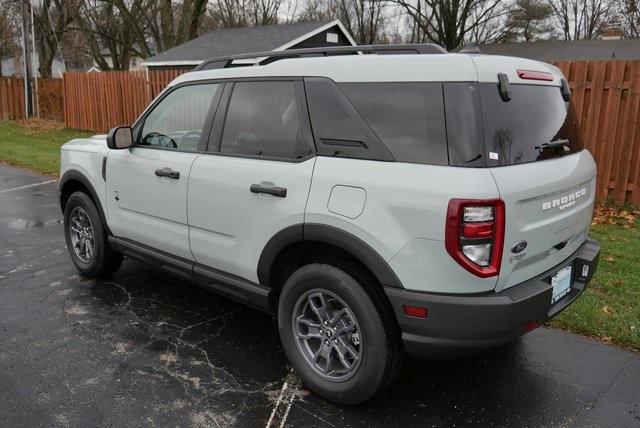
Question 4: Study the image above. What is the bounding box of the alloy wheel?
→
[292,289,363,382]
[69,207,95,263]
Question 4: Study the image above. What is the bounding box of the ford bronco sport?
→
[59,44,600,404]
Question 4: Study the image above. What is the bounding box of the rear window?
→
[479,83,583,167]
[340,82,448,165]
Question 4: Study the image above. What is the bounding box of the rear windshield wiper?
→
[535,139,570,150]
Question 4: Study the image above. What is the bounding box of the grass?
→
[550,216,640,352]
[0,120,638,352]
[0,120,92,175]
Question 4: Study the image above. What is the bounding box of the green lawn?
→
[0,120,638,352]
[550,218,640,352]
[0,120,92,175]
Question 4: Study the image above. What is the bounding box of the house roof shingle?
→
[479,39,640,62]
[144,20,343,65]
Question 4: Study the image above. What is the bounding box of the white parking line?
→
[0,180,56,194]
[266,382,288,428]
[266,381,297,428]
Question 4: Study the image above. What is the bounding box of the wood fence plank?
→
[597,61,626,199]
[613,62,640,202]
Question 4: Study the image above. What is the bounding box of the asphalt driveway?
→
[0,164,638,427]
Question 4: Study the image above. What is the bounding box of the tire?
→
[63,191,123,278]
[277,263,401,405]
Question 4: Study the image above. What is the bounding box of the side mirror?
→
[107,126,133,150]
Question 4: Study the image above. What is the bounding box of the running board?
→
[108,236,271,313]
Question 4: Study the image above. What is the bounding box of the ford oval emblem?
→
[511,241,528,254]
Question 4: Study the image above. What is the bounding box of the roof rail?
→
[192,44,447,71]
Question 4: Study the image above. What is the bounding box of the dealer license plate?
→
[551,266,572,304]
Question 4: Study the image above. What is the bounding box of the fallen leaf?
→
[592,204,639,227]
[602,305,611,315]
[605,256,615,262]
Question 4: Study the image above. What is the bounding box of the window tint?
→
[220,81,310,159]
[305,79,371,148]
[140,84,221,152]
[304,78,393,161]
[340,82,448,165]
[443,83,484,167]
[479,83,583,166]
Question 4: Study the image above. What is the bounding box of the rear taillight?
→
[445,199,505,278]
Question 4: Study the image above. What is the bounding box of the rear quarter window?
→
[339,82,448,166]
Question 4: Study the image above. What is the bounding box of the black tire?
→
[63,191,123,278]
[277,263,401,405]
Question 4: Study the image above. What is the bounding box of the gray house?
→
[479,39,640,62]
[1,51,66,78]
[143,20,356,71]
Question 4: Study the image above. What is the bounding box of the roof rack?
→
[192,44,447,71]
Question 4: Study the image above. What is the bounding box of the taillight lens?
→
[445,199,505,278]
[517,69,554,81]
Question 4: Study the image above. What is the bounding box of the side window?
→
[140,84,221,152]
[220,81,310,159]
[340,82,448,165]
[304,77,393,161]
[443,83,484,167]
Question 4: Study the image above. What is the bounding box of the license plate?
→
[551,266,572,304]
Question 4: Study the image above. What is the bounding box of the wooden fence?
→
[0,77,64,121]
[555,61,640,205]
[0,78,25,120]
[63,69,186,132]
[2,61,640,204]
[37,79,64,121]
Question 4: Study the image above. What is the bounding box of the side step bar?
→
[108,236,271,313]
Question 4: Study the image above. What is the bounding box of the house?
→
[143,20,356,71]
[479,39,640,62]
[91,44,157,72]
[1,51,65,78]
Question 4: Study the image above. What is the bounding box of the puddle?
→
[7,218,62,229]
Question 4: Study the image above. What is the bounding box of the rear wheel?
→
[64,191,123,278]
[277,263,400,405]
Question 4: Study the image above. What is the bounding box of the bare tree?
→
[33,0,81,78]
[547,0,613,40]
[615,0,639,38]
[298,0,388,44]
[0,1,21,76]
[502,0,554,41]
[209,0,283,28]
[336,0,387,44]
[142,0,209,51]
[392,0,505,50]
[75,0,139,70]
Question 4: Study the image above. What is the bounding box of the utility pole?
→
[21,0,34,118]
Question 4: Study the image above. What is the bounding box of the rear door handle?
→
[250,184,287,198]
[155,168,180,180]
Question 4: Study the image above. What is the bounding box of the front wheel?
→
[63,191,123,278]
[277,263,401,405]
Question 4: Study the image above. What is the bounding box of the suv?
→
[59,44,600,404]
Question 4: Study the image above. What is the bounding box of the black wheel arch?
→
[59,170,111,235]
[258,223,404,291]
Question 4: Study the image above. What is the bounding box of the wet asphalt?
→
[0,163,638,427]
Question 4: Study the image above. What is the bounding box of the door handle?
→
[155,168,180,180]
[250,184,287,198]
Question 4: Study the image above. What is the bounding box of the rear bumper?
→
[385,238,600,359]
